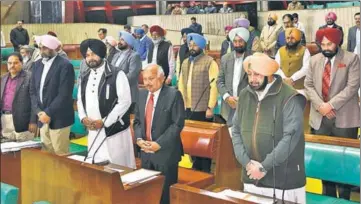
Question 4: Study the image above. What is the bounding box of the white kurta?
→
[77,64,136,168]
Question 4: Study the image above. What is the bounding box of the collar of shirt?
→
[147,87,162,107]
[256,79,277,101]
[42,55,57,65]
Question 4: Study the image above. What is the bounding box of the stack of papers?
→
[121,168,161,185]
[1,141,42,153]
[219,189,274,204]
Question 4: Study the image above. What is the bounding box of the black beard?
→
[322,48,338,58]
[118,44,128,50]
[86,60,103,69]
[249,76,268,91]
[234,47,246,54]
[267,21,275,26]
[226,36,230,41]
[189,49,201,57]
[286,42,299,50]
[326,21,334,26]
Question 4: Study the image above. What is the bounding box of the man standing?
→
[10,20,29,52]
[319,12,344,46]
[204,1,217,14]
[30,35,75,155]
[112,31,142,113]
[292,13,305,33]
[275,14,306,52]
[19,45,34,72]
[142,24,150,36]
[233,18,261,53]
[1,53,36,141]
[98,28,107,43]
[219,2,233,13]
[31,35,42,62]
[147,25,174,84]
[176,28,194,79]
[78,39,135,168]
[178,33,219,172]
[189,17,203,35]
[217,27,251,126]
[305,28,360,200]
[347,12,360,55]
[104,36,118,64]
[220,25,234,57]
[134,28,153,65]
[275,28,310,96]
[260,13,282,57]
[187,1,200,14]
[232,53,306,203]
[133,64,185,204]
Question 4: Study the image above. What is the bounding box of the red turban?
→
[316,28,342,45]
[150,25,165,36]
[325,12,337,21]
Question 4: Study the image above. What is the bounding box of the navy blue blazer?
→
[30,55,75,129]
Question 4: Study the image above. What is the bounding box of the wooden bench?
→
[131,120,241,189]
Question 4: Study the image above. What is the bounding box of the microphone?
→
[271,106,277,204]
[91,123,117,165]
[188,78,215,120]
[83,98,118,162]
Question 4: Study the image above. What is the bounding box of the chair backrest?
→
[0,48,15,61]
[305,142,360,186]
[0,182,19,204]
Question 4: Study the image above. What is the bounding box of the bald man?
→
[133,64,185,204]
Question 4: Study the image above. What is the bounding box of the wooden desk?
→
[21,149,164,204]
[1,151,21,188]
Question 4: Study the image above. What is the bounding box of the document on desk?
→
[220,189,273,204]
[1,141,41,153]
[121,168,161,185]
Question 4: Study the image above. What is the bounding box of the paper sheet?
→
[220,189,274,204]
[1,141,41,152]
[104,166,124,173]
[121,168,161,185]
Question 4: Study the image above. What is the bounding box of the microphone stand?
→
[272,106,277,204]
[188,78,215,120]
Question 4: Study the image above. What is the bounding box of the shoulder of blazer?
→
[221,52,233,61]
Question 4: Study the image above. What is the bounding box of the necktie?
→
[322,60,331,101]
[145,93,154,141]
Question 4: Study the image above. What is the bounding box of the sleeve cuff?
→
[261,160,272,171]
[223,93,231,101]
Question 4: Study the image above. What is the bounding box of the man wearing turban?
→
[77,38,136,168]
[147,25,174,84]
[305,28,360,200]
[220,25,234,57]
[275,14,306,52]
[234,17,262,53]
[134,28,152,63]
[176,28,194,79]
[260,12,282,57]
[178,33,219,173]
[111,31,142,113]
[30,35,75,155]
[31,35,42,61]
[217,27,251,128]
[274,28,311,96]
[232,52,306,203]
[104,35,117,64]
[319,12,344,46]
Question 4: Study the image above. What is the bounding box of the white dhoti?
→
[244,183,306,204]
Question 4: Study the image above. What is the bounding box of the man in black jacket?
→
[30,35,74,155]
[1,53,36,141]
[10,21,29,52]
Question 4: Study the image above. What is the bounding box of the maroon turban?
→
[316,28,342,45]
[150,25,165,36]
[224,25,233,32]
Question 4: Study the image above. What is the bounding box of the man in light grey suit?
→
[217,27,251,126]
[347,12,360,54]
[112,31,142,113]
[305,28,360,200]
[19,45,34,72]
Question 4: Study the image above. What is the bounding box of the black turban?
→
[80,39,106,59]
[181,28,194,36]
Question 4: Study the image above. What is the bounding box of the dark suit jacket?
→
[319,24,344,46]
[0,70,36,132]
[111,49,142,104]
[220,39,234,57]
[133,86,185,166]
[30,55,75,129]
[347,26,358,52]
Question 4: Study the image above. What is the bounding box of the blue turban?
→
[135,28,145,35]
[181,28,194,36]
[119,31,135,48]
[187,33,206,49]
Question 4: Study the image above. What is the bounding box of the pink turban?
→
[233,18,250,29]
[105,36,117,47]
[39,35,61,50]
[325,12,337,21]
[224,25,233,32]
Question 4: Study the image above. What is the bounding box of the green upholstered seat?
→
[72,84,78,100]
[1,182,19,204]
[69,142,87,155]
[306,4,324,9]
[1,48,15,61]
[70,111,87,136]
[71,60,82,68]
[306,193,358,204]
[74,69,80,80]
[326,2,354,8]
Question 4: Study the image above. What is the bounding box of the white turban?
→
[228,27,250,42]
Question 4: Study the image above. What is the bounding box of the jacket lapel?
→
[14,71,25,97]
[228,53,235,93]
[151,86,166,130]
[43,56,59,87]
[0,74,9,100]
[330,50,343,85]
[316,55,325,94]
[140,89,148,130]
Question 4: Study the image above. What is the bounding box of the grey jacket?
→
[217,51,251,126]
[111,49,142,104]
[23,59,34,72]
[347,26,358,52]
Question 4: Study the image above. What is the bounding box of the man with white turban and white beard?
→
[77,38,136,168]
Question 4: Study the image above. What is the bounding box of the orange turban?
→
[285,28,301,42]
[268,13,278,21]
[243,52,279,76]
[150,25,165,36]
[316,28,342,45]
